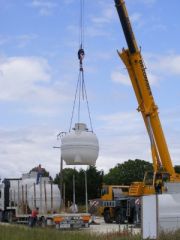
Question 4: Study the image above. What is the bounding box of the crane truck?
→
[99,0,180,224]
[114,0,180,196]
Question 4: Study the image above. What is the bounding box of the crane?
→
[114,0,180,196]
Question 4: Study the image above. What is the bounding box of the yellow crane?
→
[114,0,180,196]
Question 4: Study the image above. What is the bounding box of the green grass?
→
[0,225,140,240]
[158,229,180,240]
[1,224,180,240]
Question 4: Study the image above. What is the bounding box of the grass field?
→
[0,225,140,240]
[1,225,180,240]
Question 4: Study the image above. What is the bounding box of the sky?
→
[0,0,180,179]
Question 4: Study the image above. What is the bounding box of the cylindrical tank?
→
[8,172,61,214]
[9,173,38,205]
[158,194,180,218]
[158,193,180,231]
[61,123,99,165]
[28,183,61,213]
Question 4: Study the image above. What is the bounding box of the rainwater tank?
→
[61,123,99,165]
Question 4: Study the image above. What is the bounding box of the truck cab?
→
[99,185,138,224]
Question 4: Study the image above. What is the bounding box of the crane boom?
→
[114,0,180,181]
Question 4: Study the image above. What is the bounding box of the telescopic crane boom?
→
[114,0,180,194]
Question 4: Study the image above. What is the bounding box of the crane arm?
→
[114,0,178,178]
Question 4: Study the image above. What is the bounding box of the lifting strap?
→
[69,0,93,132]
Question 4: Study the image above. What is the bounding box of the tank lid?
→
[74,123,88,131]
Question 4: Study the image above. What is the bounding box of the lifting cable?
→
[69,0,93,132]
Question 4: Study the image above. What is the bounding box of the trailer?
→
[0,172,90,229]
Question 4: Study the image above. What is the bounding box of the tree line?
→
[53,159,153,204]
[31,160,180,205]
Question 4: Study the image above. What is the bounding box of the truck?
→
[99,0,180,224]
[0,171,90,229]
[99,185,140,224]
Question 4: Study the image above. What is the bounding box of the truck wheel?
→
[104,210,112,223]
[7,211,13,223]
[0,211,3,222]
[39,216,46,227]
[115,210,124,224]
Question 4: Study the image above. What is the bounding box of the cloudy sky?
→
[0,0,180,179]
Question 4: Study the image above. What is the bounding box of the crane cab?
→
[128,171,170,196]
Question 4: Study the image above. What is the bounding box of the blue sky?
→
[0,0,180,179]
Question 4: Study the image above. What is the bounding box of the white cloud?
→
[130,13,141,24]
[143,53,180,85]
[0,34,37,48]
[111,71,131,86]
[86,2,116,38]
[16,34,38,48]
[0,107,179,179]
[31,0,57,16]
[0,56,73,118]
[86,26,110,38]
[151,24,167,32]
[111,52,180,88]
[150,54,180,76]
[95,107,180,172]
[146,72,159,85]
[91,7,115,25]
[96,111,152,171]
[111,68,159,86]
[0,126,61,179]
[0,56,50,100]
[0,36,10,45]
[134,0,157,5]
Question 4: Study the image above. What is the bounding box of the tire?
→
[7,211,13,223]
[39,216,46,228]
[0,211,3,222]
[115,210,124,224]
[104,209,112,223]
[28,217,32,227]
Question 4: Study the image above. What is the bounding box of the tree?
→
[86,166,104,200]
[104,159,153,185]
[174,165,180,174]
[54,168,78,204]
[54,166,104,205]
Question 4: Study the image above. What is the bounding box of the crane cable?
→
[69,0,93,132]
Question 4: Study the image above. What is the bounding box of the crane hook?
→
[78,48,85,69]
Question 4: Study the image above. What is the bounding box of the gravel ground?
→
[84,217,141,235]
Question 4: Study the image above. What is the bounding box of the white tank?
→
[158,193,180,231]
[28,183,61,213]
[8,172,61,214]
[9,173,37,205]
[61,123,99,165]
[158,193,180,218]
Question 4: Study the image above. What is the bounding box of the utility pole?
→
[73,174,76,213]
[85,171,88,213]
[53,146,63,208]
